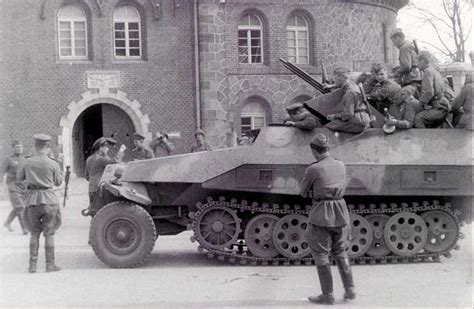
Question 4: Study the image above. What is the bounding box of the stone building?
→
[1,0,408,176]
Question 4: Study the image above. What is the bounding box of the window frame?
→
[113,5,142,59]
[57,5,88,60]
[286,15,309,64]
[237,14,264,64]
[240,101,267,133]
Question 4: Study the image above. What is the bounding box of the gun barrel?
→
[280,58,330,94]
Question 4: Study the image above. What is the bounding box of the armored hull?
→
[85,125,472,268]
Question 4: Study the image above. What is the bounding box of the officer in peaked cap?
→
[300,133,355,305]
[17,134,63,273]
[130,133,154,161]
[191,129,213,153]
[85,136,125,210]
[284,103,320,130]
[2,139,27,234]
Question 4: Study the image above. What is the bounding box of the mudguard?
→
[103,182,152,206]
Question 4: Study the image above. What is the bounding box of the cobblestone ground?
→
[0,178,472,308]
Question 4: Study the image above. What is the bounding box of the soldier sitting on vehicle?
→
[384,86,421,130]
[451,72,473,130]
[414,51,450,128]
[325,67,371,134]
[149,132,175,158]
[284,102,320,130]
[367,63,401,113]
[130,133,154,161]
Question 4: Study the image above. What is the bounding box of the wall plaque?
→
[87,71,121,89]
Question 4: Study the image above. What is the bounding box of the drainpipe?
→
[193,0,201,129]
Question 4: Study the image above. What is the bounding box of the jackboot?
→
[28,233,40,273]
[335,256,356,300]
[45,235,61,272]
[308,264,335,305]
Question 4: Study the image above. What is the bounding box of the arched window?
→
[113,5,141,58]
[238,13,263,64]
[58,5,88,58]
[241,101,266,133]
[287,14,309,64]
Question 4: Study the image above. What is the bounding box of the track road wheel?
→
[244,214,280,258]
[366,214,391,257]
[384,212,428,257]
[90,202,157,268]
[421,210,459,253]
[195,206,241,250]
[348,213,373,258]
[272,214,310,259]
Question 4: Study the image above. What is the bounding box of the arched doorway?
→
[72,103,135,177]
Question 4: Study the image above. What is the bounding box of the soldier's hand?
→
[285,121,295,126]
[385,119,398,126]
[423,105,433,110]
[326,114,336,121]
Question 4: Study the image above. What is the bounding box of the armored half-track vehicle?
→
[84,122,472,268]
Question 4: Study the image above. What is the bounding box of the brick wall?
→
[199,0,402,146]
[1,0,197,161]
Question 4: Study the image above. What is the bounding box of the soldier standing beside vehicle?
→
[414,51,450,128]
[190,129,213,152]
[325,67,371,133]
[17,134,62,273]
[300,134,355,305]
[390,28,422,87]
[2,140,28,234]
[149,132,175,158]
[130,133,154,161]
[85,137,125,205]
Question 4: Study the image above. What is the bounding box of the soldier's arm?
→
[16,162,26,182]
[294,115,318,130]
[1,158,9,182]
[300,166,316,198]
[53,162,63,187]
[395,103,417,129]
[397,46,413,75]
[450,85,468,112]
[418,70,435,105]
[336,92,356,121]
[163,140,174,155]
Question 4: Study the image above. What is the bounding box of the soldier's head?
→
[390,28,405,48]
[310,134,330,160]
[371,63,388,82]
[286,103,307,121]
[194,129,206,144]
[11,140,23,155]
[333,67,350,88]
[33,134,51,153]
[395,86,416,105]
[132,133,145,148]
[92,137,117,155]
[417,50,432,70]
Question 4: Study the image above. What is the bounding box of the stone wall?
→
[198,0,403,147]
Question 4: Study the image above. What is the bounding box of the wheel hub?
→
[212,221,224,233]
[116,230,127,240]
[401,229,410,239]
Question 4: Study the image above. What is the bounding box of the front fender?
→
[103,182,152,206]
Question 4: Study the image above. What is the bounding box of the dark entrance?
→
[72,104,135,177]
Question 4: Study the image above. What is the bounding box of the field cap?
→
[285,102,304,112]
[132,133,145,140]
[92,137,117,151]
[333,67,350,78]
[310,133,330,149]
[390,28,405,39]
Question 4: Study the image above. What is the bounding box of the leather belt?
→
[27,184,51,190]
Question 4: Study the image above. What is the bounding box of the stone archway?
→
[58,89,150,175]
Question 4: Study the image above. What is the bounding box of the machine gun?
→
[413,39,419,55]
[63,165,71,207]
[279,58,331,94]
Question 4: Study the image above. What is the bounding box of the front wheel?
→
[90,201,157,268]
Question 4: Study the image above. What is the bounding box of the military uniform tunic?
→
[149,139,174,158]
[325,81,371,133]
[17,153,63,235]
[2,154,25,208]
[388,96,421,129]
[369,79,401,112]
[414,65,449,128]
[394,41,421,86]
[451,80,473,130]
[190,142,213,153]
[130,147,154,161]
[85,152,118,202]
[300,153,350,265]
[285,114,320,130]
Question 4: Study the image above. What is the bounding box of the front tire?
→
[90,201,157,268]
